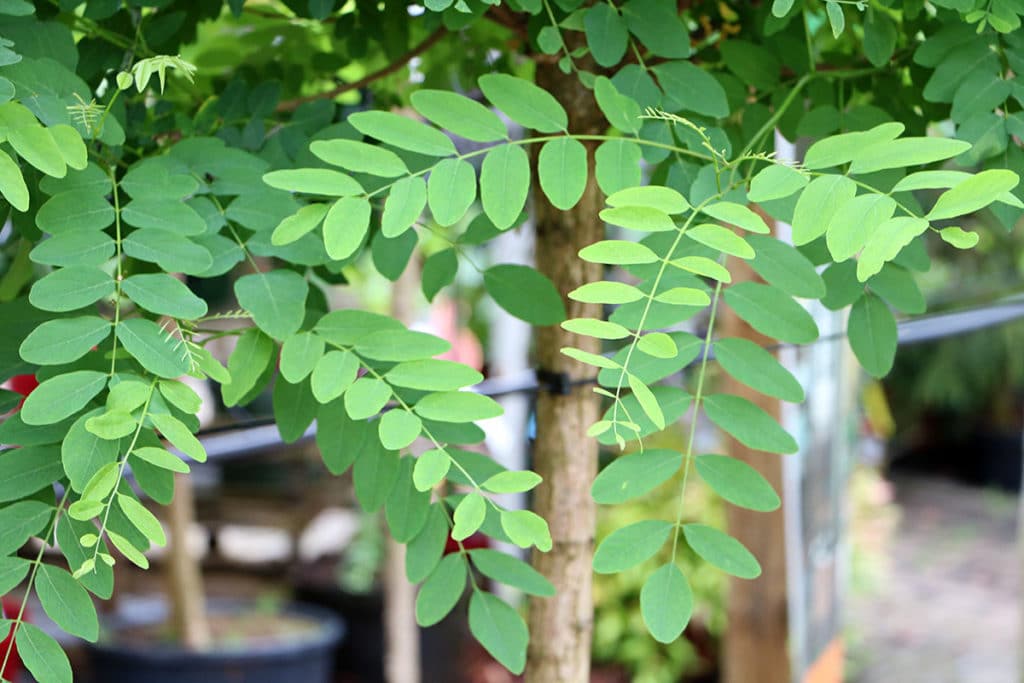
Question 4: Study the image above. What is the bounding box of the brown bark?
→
[525,59,607,683]
[720,256,791,683]
[166,473,212,651]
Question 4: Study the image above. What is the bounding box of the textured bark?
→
[525,58,606,683]
[720,256,791,683]
[166,473,211,651]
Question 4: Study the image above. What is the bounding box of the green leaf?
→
[16,622,73,683]
[683,523,761,578]
[273,377,317,443]
[406,504,449,583]
[569,281,644,305]
[0,556,30,596]
[19,316,111,366]
[316,399,366,475]
[349,110,457,157]
[746,235,825,299]
[311,349,359,403]
[538,137,587,210]
[482,470,542,494]
[686,224,754,259]
[804,123,904,170]
[122,230,213,276]
[652,61,729,118]
[416,554,467,627]
[939,226,979,249]
[107,530,149,569]
[637,332,678,359]
[428,158,477,226]
[600,205,676,232]
[323,196,371,260]
[30,231,115,268]
[468,591,529,675]
[344,377,391,420]
[379,409,422,450]
[695,454,781,511]
[372,229,417,281]
[452,491,487,541]
[561,347,621,370]
[483,264,566,325]
[595,139,642,195]
[262,168,364,196]
[131,446,189,474]
[620,0,691,59]
[222,328,274,407]
[670,256,731,283]
[593,76,642,134]
[0,445,62,502]
[316,309,403,345]
[382,176,427,237]
[85,411,135,440]
[500,509,552,551]
[355,329,450,362]
[825,0,845,38]
[480,144,530,231]
[116,318,190,379]
[724,282,818,344]
[479,74,567,133]
[640,563,693,644]
[9,124,66,178]
[714,337,804,402]
[385,456,431,542]
[158,380,202,414]
[927,169,1020,220]
[122,274,207,320]
[748,164,808,203]
[0,148,28,211]
[0,501,52,555]
[591,448,682,504]
[703,393,798,454]
[607,186,690,214]
[791,175,857,246]
[271,203,328,246]
[234,270,308,341]
[415,391,502,423]
[36,563,99,640]
[850,137,971,175]
[21,370,107,425]
[847,293,897,378]
[421,248,458,302]
[857,217,930,282]
[593,519,673,574]
[413,447,451,491]
[826,193,898,262]
[470,548,554,596]
[121,199,206,236]
[150,412,207,462]
[78,462,119,505]
[584,4,629,66]
[35,190,114,235]
[863,8,897,67]
[385,359,482,391]
[561,318,631,340]
[29,266,114,312]
[310,139,408,177]
[410,89,507,143]
[868,263,925,314]
[719,39,779,91]
[280,332,325,384]
[703,202,770,234]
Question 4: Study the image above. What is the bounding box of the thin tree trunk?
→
[166,473,212,651]
[384,260,422,683]
[720,256,791,683]
[525,57,606,683]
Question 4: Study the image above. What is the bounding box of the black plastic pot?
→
[85,600,343,683]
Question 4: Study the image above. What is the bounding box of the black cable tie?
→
[536,368,573,395]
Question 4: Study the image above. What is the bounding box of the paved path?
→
[848,475,1019,683]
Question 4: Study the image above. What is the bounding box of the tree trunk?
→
[720,256,791,683]
[525,58,606,683]
[166,473,211,651]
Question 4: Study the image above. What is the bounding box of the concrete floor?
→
[848,474,1019,683]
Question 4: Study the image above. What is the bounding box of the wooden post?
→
[166,473,212,651]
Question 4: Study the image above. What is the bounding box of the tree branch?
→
[275,27,448,112]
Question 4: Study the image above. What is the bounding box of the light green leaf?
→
[683,523,761,578]
[847,293,897,378]
[640,563,693,644]
[561,347,621,370]
[280,332,325,384]
[591,449,682,504]
[654,287,711,306]
[382,176,427,237]
[480,144,530,231]
[348,110,456,157]
[263,168,364,196]
[116,318,190,378]
[414,391,502,423]
[9,124,66,178]
[670,256,731,283]
[560,318,631,340]
[593,519,673,573]
[826,194,897,262]
[131,446,189,474]
[569,281,644,304]
[385,359,483,391]
[20,316,111,366]
[85,411,135,440]
[468,591,529,675]
[410,89,507,142]
[122,273,208,319]
[629,374,665,430]
[150,412,207,462]
[354,329,450,362]
[703,393,798,454]
[344,377,391,420]
[939,226,979,249]
[79,462,119,504]
[116,493,166,546]
[791,175,857,245]
[17,622,73,683]
[158,380,202,414]
[310,139,407,177]
[0,147,28,211]
[483,264,566,325]
[479,73,567,132]
[600,205,676,232]
[413,448,451,491]
[500,508,552,551]
[825,1,845,38]
[849,137,971,174]
[637,332,678,359]
[107,530,149,569]
[857,217,930,281]
[482,470,542,494]
[234,270,308,341]
[416,554,467,627]
[379,409,422,450]
[747,163,807,202]
[121,199,206,236]
[685,224,754,259]
[695,454,781,511]
[452,492,487,541]
[0,445,62,502]
[21,370,107,426]
[607,186,690,214]
[271,203,328,246]
[724,282,818,344]
[323,196,371,260]
[311,349,359,403]
[428,158,477,226]
[29,266,114,312]
[703,201,770,234]
[927,169,1020,220]
[714,337,803,402]
[803,122,904,170]
[538,137,587,211]
[746,235,825,299]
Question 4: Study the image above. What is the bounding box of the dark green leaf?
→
[36,563,99,641]
[21,370,107,425]
[483,264,565,325]
[273,377,317,443]
[16,622,72,683]
[29,266,114,312]
[591,449,681,504]
[847,293,897,377]
[468,591,528,675]
[683,523,761,578]
[640,563,692,643]
[746,235,825,299]
[695,454,780,511]
[0,445,62,502]
[593,519,673,574]
[714,337,804,402]
[702,393,798,454]
[725,282,818,344]
[234,270,309,341]
[416,554,466,627]
[19,316,111,366]
[116,318,190,379]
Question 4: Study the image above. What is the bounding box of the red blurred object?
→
[7,374,38,412]
[1,599,23,681]
[444,531,489,555]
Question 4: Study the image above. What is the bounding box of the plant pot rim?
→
[87,598,344,663]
